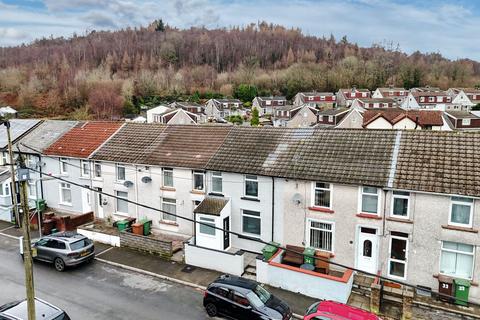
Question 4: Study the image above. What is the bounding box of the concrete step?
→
[245,265,257,274]
[242,273,256,281]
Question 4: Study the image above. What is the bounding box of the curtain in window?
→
[393,198,408,216]
[451,203,471,224]
[362,194,378,213]
[242,211,260,235]
[162,199,176,221]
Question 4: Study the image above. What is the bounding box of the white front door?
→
[82,186,92,213]
[356,227,379,274]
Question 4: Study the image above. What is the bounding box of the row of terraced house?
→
[0,119,479,306]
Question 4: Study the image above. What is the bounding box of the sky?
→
[0,0,479,61]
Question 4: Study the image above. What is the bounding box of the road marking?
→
[0,232,20,240]
[95,246,114,257]
[0,226,15,232]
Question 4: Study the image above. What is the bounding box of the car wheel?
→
[205,303,218,317]
[54,258,65,272]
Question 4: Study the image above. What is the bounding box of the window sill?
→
[241,196,260,202]
[160,187,176,192]
[356,213,382,220]
[209,192,224,197]
[59,202,73,207]
[114,212,129,217]
[441,225,478,233]
[386,217,413,224]
[79,176,90,180]
[308,207,334,214]
[238,233,261,241]
[190,190,205,195]
[159,220,179,227]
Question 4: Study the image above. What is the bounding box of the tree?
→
[154,19,165,32]
[234,84,257,103]
[472,103,480,111]
[228,115,243,125]
[87,82,124,119]
[250,107,259,126]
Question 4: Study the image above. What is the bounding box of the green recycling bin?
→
[262,242,280,261]
[141,219,152,236]
[35,199,46,212]
[304,247,316,265]
[454,279,471,306]
[117,220,129,232]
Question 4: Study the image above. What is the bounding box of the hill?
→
[0,21,479,119]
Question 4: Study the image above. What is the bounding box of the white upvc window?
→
[94,162,102,178]
[328,115,333,122]
[211,171,222,194]
[440,241,474,280]
[449,197,474,228]
[362,92,367,97]
[312,182,332,209]
[242,210,261,236]
[359,186,381,215]
[307,219,334,253]
[420,97,425,102]
[28,182,36,199]
[429,96,435,102]
[80,160,89,177]
[162,167,174,188]
[462,119,471,126]
[266,100,271,106]
[116,164,126,182]
[245,175,258,198]
[320,96,326,101]
[59,182,72,205]
[391,191,410,219]
[0,183,10,197]
[199,216,216,236]
[59,158,68,174]
[193,170,205,191]
[115,191,128,215]
[161,198,177,222]
[1,152,7,165]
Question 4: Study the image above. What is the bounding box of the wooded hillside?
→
[0,21,479,119]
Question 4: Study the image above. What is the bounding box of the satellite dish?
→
[141,176,152,183]
[123,180,134,188]
[292,193,303,206]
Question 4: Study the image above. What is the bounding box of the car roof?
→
[45,232,87,243]
[211,275,257,291]
[0,298,63,320]
[317,301,379,320]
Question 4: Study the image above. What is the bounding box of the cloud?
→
[83,11,118,28]
[0,27,29,40]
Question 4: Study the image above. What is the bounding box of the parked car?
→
[203,275,292,320]
[304,300,381,320]
[19,232,95,272]
[0,297,70,320]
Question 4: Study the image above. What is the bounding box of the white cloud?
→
[0,27,28,40]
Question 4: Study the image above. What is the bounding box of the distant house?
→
[447,88,480,109]
[292,92,336,109]
[169,102,206,123]
[335,87,371,107]
[371,87,407,104]
[252,96,287,115]
[272,105,317,128]
[410,86,441,93]
[0,106,17,118]
[401,91,453,110]
[350,97,397,109]
[362,108,447,130]
[152,108,199,125]
[146,105,172,123]
[315,108,350,128]
[444,111,480,130]
[205,98,244,120]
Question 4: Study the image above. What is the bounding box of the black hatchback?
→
[203,275,292,320]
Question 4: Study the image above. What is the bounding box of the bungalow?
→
[371,87,407,104]
[315,108,350,128]
[410,86,441,93]
[350,98,397,109]
[169,102,206,123]
[272,105,317,128]
[146,105,171,123]
[336,87,371,107]
[292,92,336,109]
[444,111,480,130]
[401,91,453,110]
[205,98,244,120]
[447,88,480,110]
[0,106,18,118]
[252,96,287,115]
[362,109,446,130]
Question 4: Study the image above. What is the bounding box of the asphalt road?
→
[0,234,212,320]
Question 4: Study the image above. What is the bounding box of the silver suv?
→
[20,232,95,271]
[0,298,70,320]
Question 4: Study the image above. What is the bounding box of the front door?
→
[223,217,230,250]
[96,188,104,218]
[388,233,408,279]
[356,227,378,274]
[82,186,92,213]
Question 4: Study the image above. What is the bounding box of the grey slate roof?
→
[0,119,42,150]
[16,120,78,154]
[394,131,480,197]
[0,168,11,183]
[206,127,397,187]
[194,197,229,216]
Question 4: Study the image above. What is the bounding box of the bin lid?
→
[454,279,471,287]
[438,275,453,284]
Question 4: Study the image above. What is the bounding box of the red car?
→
[304,300,381,320]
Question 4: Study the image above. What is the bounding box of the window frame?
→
[93,161,102,178]
[115,191,129,215]
[161,197,177,222]
[390,191,410,219]
[306,218,335,253]
[80,160,90,178]
[462,118,471,126]
[59,158,68,174]
[387,234,409,280]
[311,182,332,209]
[211,171,223,194]
[440,241,475,280]
[241,209,261,237]
[116,163,126,182]
[359,186,381,215]
[244,175,259,198]
[59,182,72,206]
[1,152,7,165]
[198,216,216,237]
[449,197,474,228]
[162,167,174,188]
[192,170,205,192]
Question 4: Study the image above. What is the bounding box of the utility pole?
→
[4,120,20,227]
[17,153,36,320]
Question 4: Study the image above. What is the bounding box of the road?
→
[0,234,211,319]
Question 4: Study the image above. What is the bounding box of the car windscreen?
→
[53,312,71,320]
[247,285,272,308]
[69,239,90,251]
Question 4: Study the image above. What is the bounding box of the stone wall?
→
[119,231,173,259]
